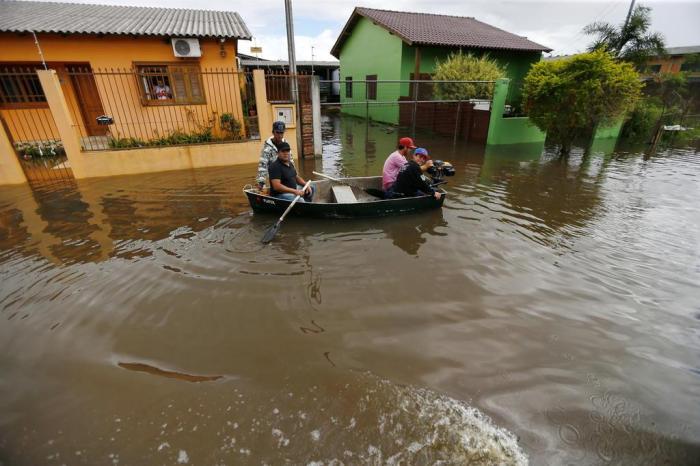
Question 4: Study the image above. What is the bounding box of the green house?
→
[331,7,552,124]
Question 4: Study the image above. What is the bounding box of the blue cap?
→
[414,147,429,157]
[272,121,286,132]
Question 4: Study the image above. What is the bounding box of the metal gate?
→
[320,78,494,144]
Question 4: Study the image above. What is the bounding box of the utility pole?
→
[622,0,636,31]
[311,46,315,75]
[284,0,302,156]
[616,0,636,54]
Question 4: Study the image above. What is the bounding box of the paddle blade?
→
[261,222,280,244]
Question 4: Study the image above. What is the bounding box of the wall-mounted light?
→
[219,38,227,58]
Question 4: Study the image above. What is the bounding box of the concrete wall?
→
[74,141,263,179]
[0,121,27,185]
[487,79,547,147]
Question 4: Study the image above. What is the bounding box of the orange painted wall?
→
[0,32,244,145]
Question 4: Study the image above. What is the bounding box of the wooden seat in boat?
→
[331,185,358,203]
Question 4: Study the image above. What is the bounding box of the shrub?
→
[220,113,243,140]
[15,141,65,158]
[523,50,642,155]
[620,98,664,141]
[433,52,506,101]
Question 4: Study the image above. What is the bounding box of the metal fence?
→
[64,67,258,151]
[322,79,495,143]
[264,73,312,103]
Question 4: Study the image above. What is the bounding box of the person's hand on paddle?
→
[294,188,306,197]
[433,191,442,200]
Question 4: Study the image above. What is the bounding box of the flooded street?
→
[1,114,699,465]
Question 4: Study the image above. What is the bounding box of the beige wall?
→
[0,121,28,185]
[75,140,263,179]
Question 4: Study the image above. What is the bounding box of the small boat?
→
[244,176,446,219]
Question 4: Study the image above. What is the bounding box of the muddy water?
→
[1,118,699,465]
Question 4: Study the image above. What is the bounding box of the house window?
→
[136,64,205,105]
[0,65,47,108]
[345,77,353,98]
[647,64,662,74]
[366,74,377,100]
[680,61,700,72]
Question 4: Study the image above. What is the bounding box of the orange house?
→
[0,0,253,150]
[643,45,700,79]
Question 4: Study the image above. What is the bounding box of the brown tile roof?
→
[331,7,551,57]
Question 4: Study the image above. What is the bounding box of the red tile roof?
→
[331,7,551,57]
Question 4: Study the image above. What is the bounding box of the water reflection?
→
[1,114,699,465]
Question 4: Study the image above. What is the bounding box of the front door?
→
[66,65,107,136]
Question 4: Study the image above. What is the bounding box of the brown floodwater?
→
[1,115,699,465]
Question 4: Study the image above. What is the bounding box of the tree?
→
[584,5,665,67]
[433,52,505,101]
[522,50,642,155]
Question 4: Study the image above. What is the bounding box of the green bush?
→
[523,50,642,155]
[433,52,506,101]
[108,137,146,149]
[108,128,215,149]
[220,113,243,140]
[620,98,663,141]
[15,141,65,158]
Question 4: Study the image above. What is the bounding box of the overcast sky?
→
[23,0,700,60]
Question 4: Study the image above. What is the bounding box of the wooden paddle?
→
[261,180,312,244]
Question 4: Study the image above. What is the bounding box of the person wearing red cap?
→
[381,137,415,192]
[388,147,442,200]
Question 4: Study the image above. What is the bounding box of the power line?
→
[556,0,625,56]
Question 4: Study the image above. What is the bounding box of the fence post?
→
[453,100,462,146]
[486,78,510,146]
[0,121,28,185]
[411,81,419,138]
[36,69,85,178]
[311,75,322,156]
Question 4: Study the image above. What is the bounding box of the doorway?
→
[66,65,107,136]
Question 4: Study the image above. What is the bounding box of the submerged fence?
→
[323,78,496,143]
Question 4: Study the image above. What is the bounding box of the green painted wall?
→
[403,44,541,87]
[339,17,405,124]
[486,79,547,146]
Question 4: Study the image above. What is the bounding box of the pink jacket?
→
[382,151,407,190]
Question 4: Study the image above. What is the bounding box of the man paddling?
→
[256,121,293,192]
[387,148,442,200]
[268,142,315,202]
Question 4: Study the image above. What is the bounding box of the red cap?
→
[398,137,416,149]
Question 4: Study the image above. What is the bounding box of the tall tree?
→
[522,51,642,155]
[584,4,665,66]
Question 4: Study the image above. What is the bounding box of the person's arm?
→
[295,175,311,194]
[256,146,271,188]
[271,179,304,196]
[420,159,434,172]
[411,163,441,199]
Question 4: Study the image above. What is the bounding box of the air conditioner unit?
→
[171,38,201,58]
